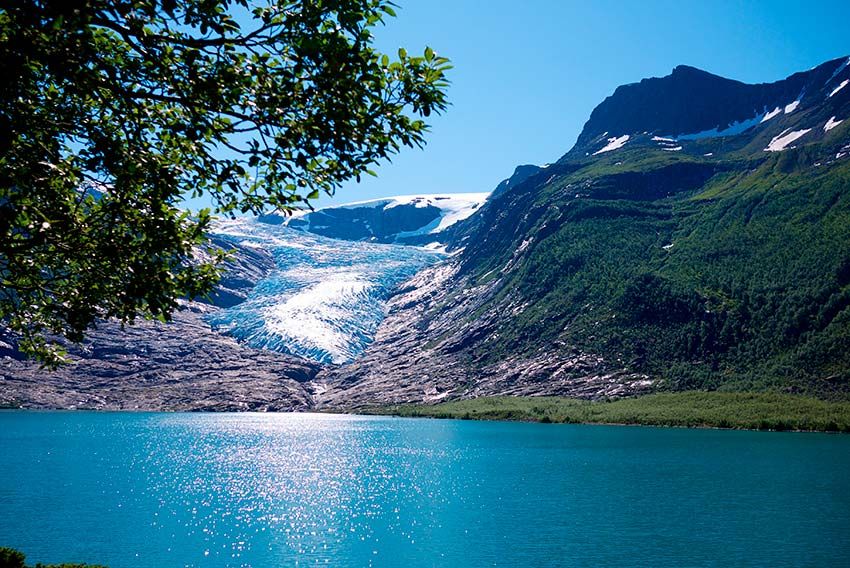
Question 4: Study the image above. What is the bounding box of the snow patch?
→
[289,192,489,240]
[761,107,782,122]
[516,238,532,254]
[652,135,680,150]
[384,197,430,210]
[824,116,844,132]
[672,99,802,140]
[593,135,630,155]
[326,192,487,213]
[429,195,489,233]
[764,128,812,152]
[422,242,448,253]
[672,113,764,140]
[829,79,848,98]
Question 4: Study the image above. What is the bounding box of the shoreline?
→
[4,392,850,433]
[355,410,847,434]
[353,392,850,433]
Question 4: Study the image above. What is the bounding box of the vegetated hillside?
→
[317,56,850,406]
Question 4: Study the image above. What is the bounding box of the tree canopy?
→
[0,0,450,365]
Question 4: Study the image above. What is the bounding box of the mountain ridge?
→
[261,192,489,247]
[568,55,849,157]
[315,55,850,407]
[4,56,850,410]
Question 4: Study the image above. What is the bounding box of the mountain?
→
[1,219,442,408]
[5,56,850,411]
[315,56,850,407]
[260,193,489,247]
[491,165,545,197]
[570,56,850,156]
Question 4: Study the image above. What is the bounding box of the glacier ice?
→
[205,217,442,364]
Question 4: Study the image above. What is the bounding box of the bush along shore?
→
[359,392,850,432]
[0,547,105,568]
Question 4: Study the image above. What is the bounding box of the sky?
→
[194,0,850,211]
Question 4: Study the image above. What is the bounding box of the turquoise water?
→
[1,413,849,567]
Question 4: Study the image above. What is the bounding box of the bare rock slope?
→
[0,309,319,411]
[314,262,654,409]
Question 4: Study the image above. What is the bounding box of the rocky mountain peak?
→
[567,56,850,157]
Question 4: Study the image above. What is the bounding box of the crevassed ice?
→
[262,276,374,364]
[207,218,442,364]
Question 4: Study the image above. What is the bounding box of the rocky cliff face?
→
[1,309,319,411]
[314,262,654,408]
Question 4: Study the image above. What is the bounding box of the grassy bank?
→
[363,392,850,432]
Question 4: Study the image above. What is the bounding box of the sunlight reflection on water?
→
[136,413,465,567]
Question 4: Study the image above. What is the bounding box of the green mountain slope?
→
[453,153,850,397]
[317,57,850,406]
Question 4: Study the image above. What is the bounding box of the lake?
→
[1,412,848,567]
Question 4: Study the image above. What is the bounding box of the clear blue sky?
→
[196,0,850,210]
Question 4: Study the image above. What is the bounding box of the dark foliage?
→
[0,547,106,568]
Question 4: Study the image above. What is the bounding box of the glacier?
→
[274,193,489,245]
[205,217,443,365]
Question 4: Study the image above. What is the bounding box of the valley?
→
[3,56,850,417]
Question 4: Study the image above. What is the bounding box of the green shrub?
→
[0,548,25,568]
[0,548,107,568]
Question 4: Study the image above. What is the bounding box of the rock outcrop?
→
[0,308,319,411]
